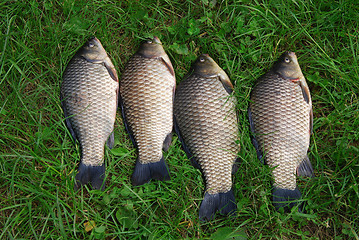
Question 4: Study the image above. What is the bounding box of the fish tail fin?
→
[199,189,237,221]
[75,162,106,191]
[131,155,170,186]
[272,187,303,212]
[297,155,314,177]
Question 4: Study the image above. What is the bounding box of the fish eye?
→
[284,57,290,63]
[88,42,95,48]
[199,57,205,62]
[147,40,153,44]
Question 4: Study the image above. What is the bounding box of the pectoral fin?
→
[299,81,310,104]
[161,57,175,77]
[104,58,119,82]
[105,59,119,109]
[218,71,234,94]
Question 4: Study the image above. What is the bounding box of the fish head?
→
[193,54,222,77]
[137,36,166,58]
[78,37,108,63]
[272,51,304,80]
[193,54,233,92]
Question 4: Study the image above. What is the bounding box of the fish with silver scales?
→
[248,51,314,212]
[60,37,119,190]
[174,54,240,221]
[119,36,176,186]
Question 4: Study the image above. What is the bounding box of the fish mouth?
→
[287,51,298,64]
[288,51,296,57]
[197,54,210,63]
[86,37,102,49]
[89,36,100,43]
[153,36,162,44]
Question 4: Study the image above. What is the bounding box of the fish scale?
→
[175,75,239,194]
[121,55,174,164]
[174,54,239,221]
[248,51,313,211]
[62,57,117,167]
[61,37,118,190]
[119,37,175,186]
[250,74,310,190]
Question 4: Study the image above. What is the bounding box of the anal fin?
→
[162,133,172,152]
[106,132,115,149]
[297,155,314,177]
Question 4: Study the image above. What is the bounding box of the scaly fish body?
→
[248,51,313,211]
[61,37,118,190]
[174,54,239,220]
[120,37,175,186]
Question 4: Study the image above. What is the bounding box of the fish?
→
[60,37,119,191]
[119,36,176,186]
[174,54,240,221]
[248,51,314,211]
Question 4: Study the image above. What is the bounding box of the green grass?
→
[1,0,358,239]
